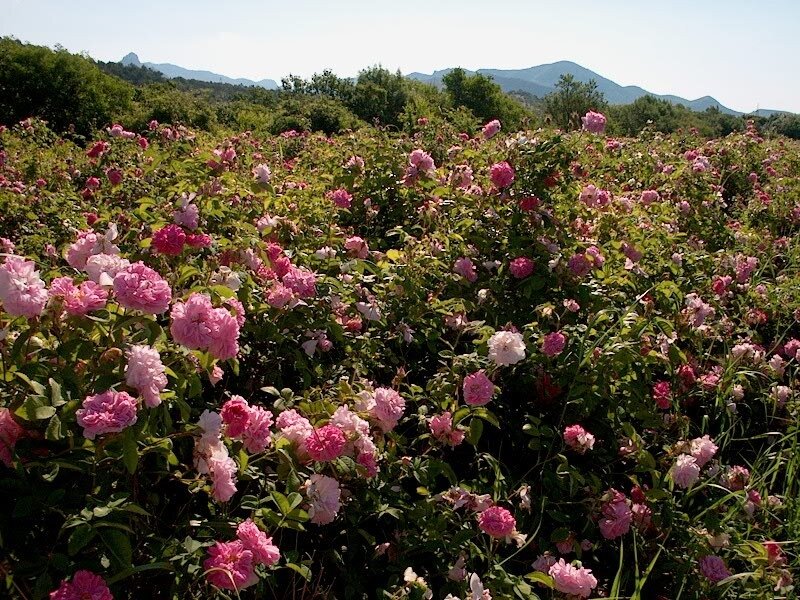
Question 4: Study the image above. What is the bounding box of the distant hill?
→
[118,53,789,116]
[408,61,787,117]
[120,53,279,90]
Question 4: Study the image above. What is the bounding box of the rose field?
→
[0,114,799,600]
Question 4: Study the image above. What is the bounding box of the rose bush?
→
[0,115,798,599]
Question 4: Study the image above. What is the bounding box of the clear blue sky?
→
[2,0,798,112]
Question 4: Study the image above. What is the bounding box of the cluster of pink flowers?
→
[579,184,611,209]
[253,163,272,184]
[548,559,598,598]
[204,519,279,591]
[454,257,478,283]
[306,424,347,461]
[487,330,526,366]
[124,345,167,407]
[76,390,138,440]
[450,164,474,189]
[152,224,187,256]
[482,119,501,139]
[366,387,406,432]
[598,489,632,539]
[113,262,172,314]
[0,256,48,317]
[734,255,759,283]
[220,395,274,454]
[670,435,718,489]
[170,293,241,360]
[463,371,495,406]
[404,149,436,184]
[563,424,595,454]
[49,276,108,316]
[581,110,607,134]
[568,246,605,277]
[275,405,379,476]
[489,161,515,189]
[429,412,465,446]
[640,189,660,204]
[344,236,370,259]
[262,243,317,308]
[194,410,238,502]
[652,381,672,409]
[50,570,113,600]
[0,408,25,467]
[683,293,716,329]
[327,187,353,208]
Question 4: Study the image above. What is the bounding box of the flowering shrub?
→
[0,115,798,599]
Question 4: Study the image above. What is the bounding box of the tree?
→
[442,68,530,129]
[348,66,409,128]
[0,37,133,137]
[543,74,607,131]
[608,95,680,135]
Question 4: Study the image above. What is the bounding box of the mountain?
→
[119,53,788,116]
[408,61,784,116]
[120,53,279,89]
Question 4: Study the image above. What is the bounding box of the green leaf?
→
[284,562,312,581]
[100,529,133,569]
[49,378,65,407]
[524,572,554,588]
[15,395,56,420]
[467,418,484,446]
[122,431,139,474]
[45,414,62,441]
[272,491,291,515]
[68,524,95,556]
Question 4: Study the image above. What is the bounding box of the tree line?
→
[1,37,797,140]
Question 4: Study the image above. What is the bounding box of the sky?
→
[2,0,799,113]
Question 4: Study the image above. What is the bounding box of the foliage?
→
[442,68,532,130]
[0,37,133,138]
[544,74,608,131]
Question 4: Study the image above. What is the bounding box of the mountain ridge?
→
[120,52,279,90]
[118,53,787,116]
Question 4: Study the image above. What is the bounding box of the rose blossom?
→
[549,559,598,598]
[49,570,113,600]
[463,371,495,406]
[478,506,516,538]
[125,345,167,407]
[487,331,526,366]
[563,424,595,454]
[236,519,279,566]
[306,474,341,525]
[203,540,257,590]
[76,391,138,439]
[113,262,172,314]
[0,256,48,317]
